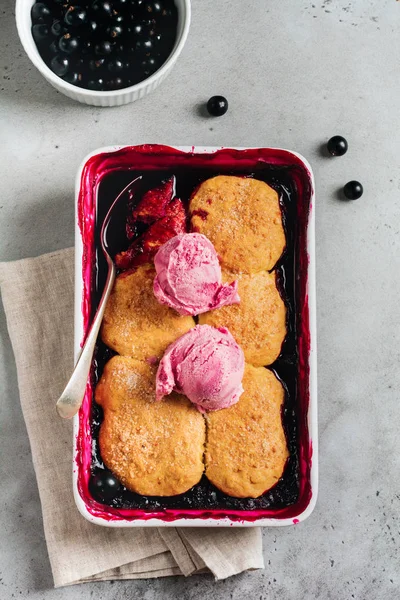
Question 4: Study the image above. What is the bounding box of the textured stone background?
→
[1,0,399,598]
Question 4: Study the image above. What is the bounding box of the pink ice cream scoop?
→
[156,324,245,412]
[153,233,240,316]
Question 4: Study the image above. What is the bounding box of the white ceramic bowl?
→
[16,0,191,107]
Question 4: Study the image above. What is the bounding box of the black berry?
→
[95,40,114,55]
[51,19,65,36]
[112,12,125,25]
[130,22,144,35]
[135,37,153,53]
[48,39,58,54]
[80,40,93,54]
[50,55,69,76]
[107,57,126,72]
[89,57,106,70]
[59,33,80,54]
[143,1,163,15]
[75,58,86,71]
[327,136,348,156]
[91,1,113,17]
[343,181,363,200]
[87,77,105,90]
[89,20,98,33]
[32,24,50,44]
[160,8,173,19]
[106,76,124,90]
[63,71,81,85]
[89,471,122,501]
[107,24,124,39]
[31,3,51,23]
[64,6,87,27]
[207,95,229,117]
[141,55,158,76]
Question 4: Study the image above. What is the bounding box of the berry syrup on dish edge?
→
[83,153,309,514]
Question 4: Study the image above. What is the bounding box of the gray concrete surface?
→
[1,0,400,598]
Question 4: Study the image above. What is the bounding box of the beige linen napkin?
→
[0,248,264,588]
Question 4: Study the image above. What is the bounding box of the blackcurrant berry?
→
[48,39,58,54]
[59,33,80,54]
[111,11,125,25]
[95,40,114,55]
[64,6,87,27]
[31,2,51,23]
[80,39,93,54]
[105,76,124,90]
[51,20,65,36]
[160,7,173,19]
[91,1,113,17]
[89,57,106,70]
[141,55,157,76]
[107,24,124,39]
[32,24,51,44]
[143,1,163,15]
[130,23,144,35]
[63,71,81,85]
[207,95,229,117]
[50,55,69,76]
[89,471,122,501]
[327,136,348,156]
[135,37,153,53]
[343,181,363,200]
[89,20,98,33]
[107,57,126,72]
[87,77,105,90]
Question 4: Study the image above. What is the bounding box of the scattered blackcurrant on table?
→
[343,181,363,200]
[327,135,348,156]
[207,96,229,117]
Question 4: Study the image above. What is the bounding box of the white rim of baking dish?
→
[15,0,191,101]
[73,145,318,527]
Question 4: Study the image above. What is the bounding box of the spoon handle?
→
[56,263,116,419]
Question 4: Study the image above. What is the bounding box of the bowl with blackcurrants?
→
[16,0,190,106]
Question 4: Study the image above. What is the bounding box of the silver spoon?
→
[56,176,142,419]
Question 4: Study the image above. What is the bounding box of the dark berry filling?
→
[30,0,178,92]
